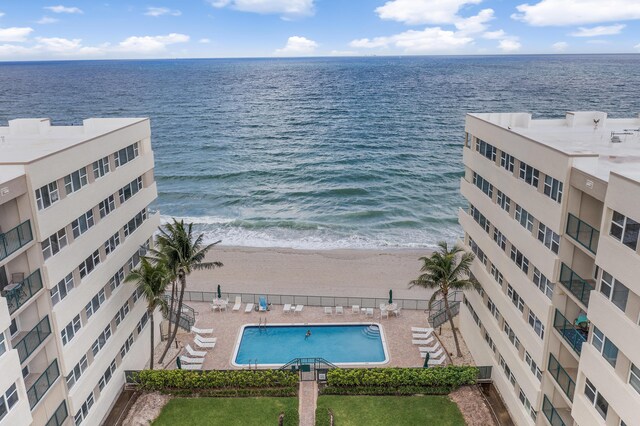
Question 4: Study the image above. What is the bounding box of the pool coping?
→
[230,322,390,368]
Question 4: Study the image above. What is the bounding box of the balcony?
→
[548,354,576,400]
[4,269,43,314]
[566,213,599,255]
[27,359,60,409]
[559,263,594,307]
[45,401,68,426]
[15,316,51,363]
[542,395,567,426]
[0,220,33,262]
[553,309,587,356]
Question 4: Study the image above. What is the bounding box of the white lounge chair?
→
[283,303,292,313]
[352,305,360,314]
[421,352,446,362]
[191,326,213,335]
[428,357,446,366]
[425,348,445,358]
[411,327,434,333]
[418,345,438,352]
[180,355,205,364]
[182,363,203,370]
[196,334,217,343]
[324,307,332,315]
[194,338,216,349]
[412,338,434,345]
[232,296,242,312]
[294,305,304,314]
[413,333,433,339]
[366,308,374,317]
[185,344,207,358]
[335,306,344,315]
[245,303,254,313]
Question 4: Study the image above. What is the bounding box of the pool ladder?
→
[258,317,268,330]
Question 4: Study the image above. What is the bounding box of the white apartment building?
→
[458,111,640,426]
[0,118,161,425]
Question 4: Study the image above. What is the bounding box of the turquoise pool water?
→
[233,324,387,366]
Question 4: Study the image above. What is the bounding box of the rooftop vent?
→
[611,134,622,143]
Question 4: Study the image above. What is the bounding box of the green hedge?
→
[321,385,454,396]
[131,370,298,392]
[325,366,478,389]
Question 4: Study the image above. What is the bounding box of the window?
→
[503,322,520,350]
[119,176,143,204]
[0,331,5,357]
[114,142,139,168]
[476,139,496,161]
[115,302,130,326]
[463,297,481,326]
[499,355,516,387]
[470,205,491,233]
[109,267,125,292]
[120,333,134,359]
[79,250,101,279]
[610,211,639,251]
[515,205,535,232]
[99,195,116,218]
[99,359,117,391]
[496,190,510,212]
[533,268,554,299]
[51,273,74,306]
[469,238,487,265]
[133,286,144,303]
[544,175,563,203]
[128,251,141,271]
[9,319,17,337]
[600,271,629,312]
[528,310,544,339]
[510,245,529,274]
[85,289,106,319]
[92,156,110,179]
[104,232,121,256]
[35,181,59,210]
[64,167,88,195]
[92,324,112,357]
[137,311,149,334]
[537,223,560,254]
[493,227,507,251]
[592,326,618,368]
[507,284,525,312]
[0,383,19,421]
[630,364,640,394]
[124,209,148,237]
[74,391,94,425]
[500,152,515,173]
[487,298,500,321]
[491,265,504,286]
[72,209,95,239]
[518,389,537,421]
[584,378,608,419]
[472,172,493,199]
[519,161,539,188]
[484,331,496,353]
[525,352,542,381]
[61,314,81,345]
[66,355,88,389]
[42,227,68,260]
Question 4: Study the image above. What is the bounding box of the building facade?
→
[0,118,161,425]
[458,111,640,426]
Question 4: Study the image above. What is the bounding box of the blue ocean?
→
[1,55,639,248]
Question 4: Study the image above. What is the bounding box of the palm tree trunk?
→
[444,294,463,357]
[165,280,177,342]
[149,308,155,370]
[159,272,186,363]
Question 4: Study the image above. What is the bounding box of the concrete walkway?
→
[298,381,318,426]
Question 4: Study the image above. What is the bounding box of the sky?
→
[0,0,639,60]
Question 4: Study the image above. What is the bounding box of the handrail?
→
[163,295,195,331]
[429,301,461,328]
[542,395,567,426]
[553,310,586,356]
[428,290,464,312]
[279,357,338,371]
[566,213,599,254]
[5,269,43,314]
[45,401,68,426]
[15,316,51,363]
[548,354,576,400]
[0,220,33,261]
[27,359,60,409]
[559,263,594,307]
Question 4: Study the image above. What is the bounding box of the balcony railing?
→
[5,269,43,314]
[45,401,68,426]
[15,316,51,363]
[542,395,567,426]
[548,353,576,400]
[553,310,586,356]
[27,359,60,409]
[0,220,33,262]
[566,213,599,254]
[559,263,594,307]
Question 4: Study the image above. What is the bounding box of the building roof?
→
[0,117,147,164]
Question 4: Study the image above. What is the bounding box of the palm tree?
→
[125,257,170,369]
[152,219,223,363]
[409,241,478,357]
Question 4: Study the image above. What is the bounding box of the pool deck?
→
[163,302,472,370]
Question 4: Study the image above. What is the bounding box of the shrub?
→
[320,385,453,396]
[325,366,478,389]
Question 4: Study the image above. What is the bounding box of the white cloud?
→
[635,43,640,50]
[350,27,473,52]
[199,38,211,43]
[375,0,482,25]
[498,39,521,52]
[274,35,317,55]
[0,27,34,42]
[454,9,494,34]
[586,39,609,45]
[118,33,189,53]
[0,12,4,18]
[209,0,314,19]
[37,16,59,24]
[34,37,104,55]
[552,41,568,51]
[482,30,506,39]
[513,0,640,26]
[145,7,182,17]
[569,24,625,37]
[44,5,83,14]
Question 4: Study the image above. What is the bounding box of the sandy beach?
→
[187,246,434,300]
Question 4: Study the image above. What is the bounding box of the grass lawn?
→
[316,395,466,426]
[152,397,299,426]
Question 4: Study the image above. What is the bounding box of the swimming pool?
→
[232,323,388,367]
